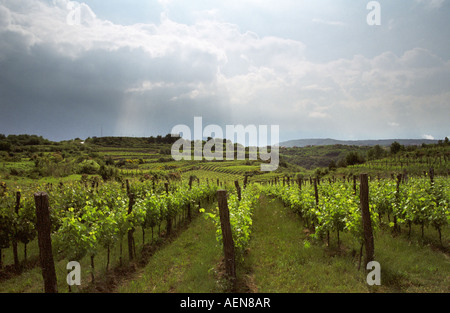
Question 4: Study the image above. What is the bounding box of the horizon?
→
[1,132,444,147]
[1,1,449,143]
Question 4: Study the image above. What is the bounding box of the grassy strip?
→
[0,208,201,293]
[117,202,223,293]
[244,195,449,293]
[244,195,367,292]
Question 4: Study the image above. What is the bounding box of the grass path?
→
[245,195,449,293]
[116,194,449,293]
[244,195,369,292]
[117,204,223,293]
[115,194,370,293]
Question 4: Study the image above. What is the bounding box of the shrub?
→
[99,165,119,181]
[9,168,21,176]
[77,160,100,174]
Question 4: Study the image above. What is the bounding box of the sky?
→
[0,0,449,144]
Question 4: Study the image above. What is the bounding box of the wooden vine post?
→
[217,190,236,283]
[394,173,402,233]
[234,180,241,201]
[188,176,194,221]
[12,191,21,272]
[429,167,434,184]
[127,192,136,261]
[312,178,319,234]
[165,182,172,236]
[313,178,319,207]
[360,174,374,268]
[34,192,58,293]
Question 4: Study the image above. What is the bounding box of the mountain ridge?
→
[279,138,439,148]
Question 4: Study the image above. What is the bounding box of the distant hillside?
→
[85,135,179,148]
[280,145,372,170]
[279,138,439,148]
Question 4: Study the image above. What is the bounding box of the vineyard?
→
[0,166,449,293]
[0,137,449,293]
[263,175,449,245]
[0,178,219,291]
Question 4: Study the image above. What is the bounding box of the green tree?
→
[0,141,11,152]
[328,160,337,171]
[390,141,403,154]
[345,151,364,166]
[368,144,385,160]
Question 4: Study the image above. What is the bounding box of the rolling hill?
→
[279,138,439,148]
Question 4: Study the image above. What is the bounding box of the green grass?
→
[244,195,368,292]
[117,203,223,293]
[372,226,450,292]
[244,195,449,293]
[0,207,195,293]
[113,193,450,293]
[1,160,35,171]
[181,169,243,184]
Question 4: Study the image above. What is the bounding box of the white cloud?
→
[125,81,175,93]
[415,0,445,9]
[0,5,11,29]
[158,0,173,6]
[422,134,435,140]
[309,111,330,119]
[0,0,449,140]
[312,18,345,26]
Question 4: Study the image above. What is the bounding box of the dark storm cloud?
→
[0,44,125,140]
[0,0,449,142]
[0,13,225,140]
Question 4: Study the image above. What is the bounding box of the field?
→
[0,136,449,295]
